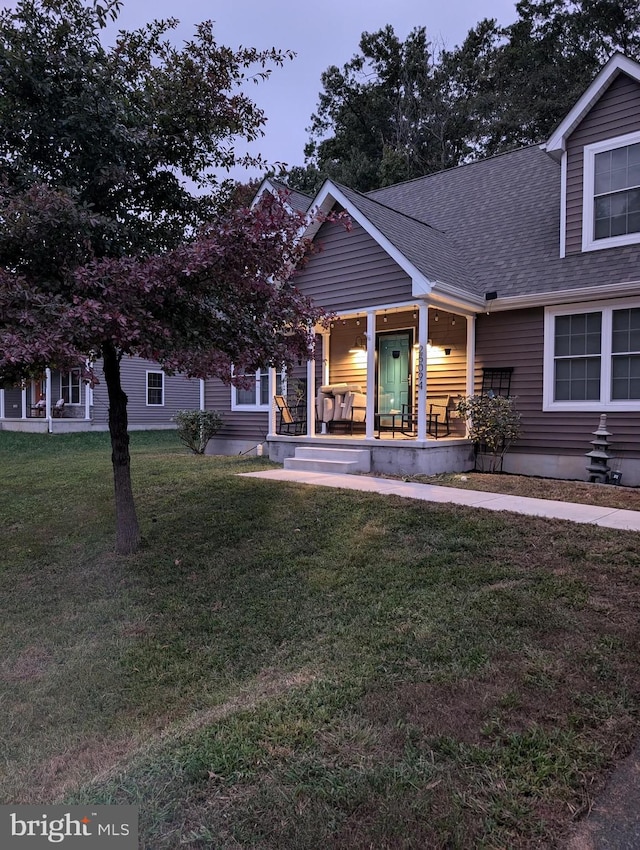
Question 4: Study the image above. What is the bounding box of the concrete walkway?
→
[240,469,640,531]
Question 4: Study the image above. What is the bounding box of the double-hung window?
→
[60,369,81,404]
[231,369,283,410]
[583,131,640,251]
[146,370,164,406]
[544,301,640,410]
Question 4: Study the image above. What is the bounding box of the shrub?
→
[174,410,223,454]
[456,394,521,472]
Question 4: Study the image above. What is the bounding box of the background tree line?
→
[281,0,640,193]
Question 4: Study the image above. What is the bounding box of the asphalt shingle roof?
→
[360,145,640,300]
[336,184,475,291]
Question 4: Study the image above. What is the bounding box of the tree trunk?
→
[103,342,141,555]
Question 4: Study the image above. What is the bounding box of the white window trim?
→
[582,129,640,253]
[231,368,286,411]
[543,299,640,411]
[146,370,165,406]
[60,369,81,406]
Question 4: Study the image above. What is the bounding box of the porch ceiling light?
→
[349,334,367,353]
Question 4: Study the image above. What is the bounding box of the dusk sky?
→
[112,0,519,179]
[6,0,520,179]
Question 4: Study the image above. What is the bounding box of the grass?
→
[1,430,640,848]
[401,470,640,511]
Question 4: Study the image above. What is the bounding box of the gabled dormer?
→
[543,53,640,257]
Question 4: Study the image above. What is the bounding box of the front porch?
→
[268,301,475,452]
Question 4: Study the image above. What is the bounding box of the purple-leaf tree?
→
[0,0,328,554]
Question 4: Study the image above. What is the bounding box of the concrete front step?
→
[284,446,371,474]
[284,458,361,473]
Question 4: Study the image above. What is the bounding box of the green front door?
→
[377,331,412,414]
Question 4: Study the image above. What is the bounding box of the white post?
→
[466,314,476,399]
[45,368,53,429]
[21,385,27,419]
[267,367,277,438]
[199,379,205,412]
[306,347,316,437]
[365,310,376,439]
[417,303,428,440]
[321,331,330,386]
[84,368,92,420]
[319,330,330,434]
[0,387,4,419]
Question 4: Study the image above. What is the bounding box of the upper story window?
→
[583,130,640,252]
[146,370,164,406]
[544,300,640,410]
[60,369,81,405]
[231,369,283,411]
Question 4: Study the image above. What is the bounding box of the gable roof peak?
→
[544,52,640,155]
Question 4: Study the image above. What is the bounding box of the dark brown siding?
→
[294,219,413,312]
[203,350,318,442]
[476,308,640,457]
[204,377,268,442]
[566,73,640,254]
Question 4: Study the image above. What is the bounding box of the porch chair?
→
[427,395,451,438]
[274,394,306,435]
[52,398,65,418]
[400,394,451,438]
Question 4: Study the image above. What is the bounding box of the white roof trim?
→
[544,53,640,153]
[482,280,640,312]
[306,181,435,294]
[250,178,301,214]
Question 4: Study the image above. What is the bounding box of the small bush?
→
[456,394,521,473]
[174,410,223,454]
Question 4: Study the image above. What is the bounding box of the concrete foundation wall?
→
[503,451,639,487]
[206,437,266,457]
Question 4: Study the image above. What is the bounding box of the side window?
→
[60,369,81,404]
[232,369,283,410]
[544,302,640,410]
[553,312,602,401]
[583,131,640,251]
[146,371,164,406]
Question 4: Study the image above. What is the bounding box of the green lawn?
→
[1,431,639,848]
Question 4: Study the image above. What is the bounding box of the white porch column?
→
[0,387,4,419]
[365,310,376,439]
[318,331,330,434]
[321,331,330,386]
[45,369,53,425]
[21,385,27,419]
[267,367,277,438]
[306,349,316,437]
[466,314,476,399]
[84,367,92,420]
[416,303,428,441]
[199,379,205,412]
